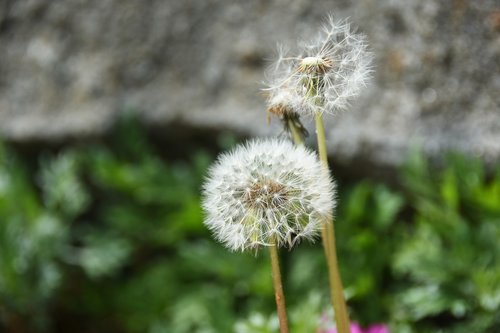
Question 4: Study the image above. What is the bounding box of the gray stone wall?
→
[0,0,499,167]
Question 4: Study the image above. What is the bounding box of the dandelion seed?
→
[265,15,373,116]
[202,139,336,251]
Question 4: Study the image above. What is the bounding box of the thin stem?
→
[314,112,329,168]
[269,243,289,333]
[288,119,304,146]
[288,120,304,146]
[315,111,351,333]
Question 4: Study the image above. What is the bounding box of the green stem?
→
[288,119,304,146]
[314,112,330,168]
[269,243,289,333]
[314,111,351,333]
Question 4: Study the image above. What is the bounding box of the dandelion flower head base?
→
[298,56,333,74]
[243,179,289,210]
[202,139,335,251]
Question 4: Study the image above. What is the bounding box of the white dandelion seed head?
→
[202,138,336,252]
[265,15,373,116]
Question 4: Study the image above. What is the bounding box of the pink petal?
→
[323,321,386,333]
[350,323,364,333]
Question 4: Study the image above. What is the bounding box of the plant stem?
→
[269,243,289,333]
[314,111,351,333]
[288,119,304,146]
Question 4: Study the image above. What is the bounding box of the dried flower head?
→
[265,15,373,115]
[266,88,301,118]
[202,139,335,251]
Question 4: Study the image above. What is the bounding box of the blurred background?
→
[0,1,499,332]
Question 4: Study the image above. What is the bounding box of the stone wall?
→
[0,0,499,167]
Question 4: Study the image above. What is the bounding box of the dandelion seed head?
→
[202,139,336,251]
[265,15,373,116]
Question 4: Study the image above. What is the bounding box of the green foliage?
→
[0,122,499,333]
[0,145,82,328]
[235,293,322,333]
[337,181,405,324]
[0,119,273,333]
[391,151,500,332]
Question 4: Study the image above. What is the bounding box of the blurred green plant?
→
[0,145,86,329]
[235,293,322,333]
[0,120,499,333]
[0,118,272,333]
[391,150,500,333]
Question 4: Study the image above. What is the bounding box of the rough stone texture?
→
[0,0,499,168]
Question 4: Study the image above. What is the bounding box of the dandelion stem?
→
[269,242,289,333]
[314,111,351,333]
[288,119,304,146]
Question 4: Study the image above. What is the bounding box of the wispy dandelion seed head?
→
[202,139,336,251]
[265,15,373,116]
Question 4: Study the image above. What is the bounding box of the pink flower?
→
[349,322,364,333]
[322,322,389,333]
